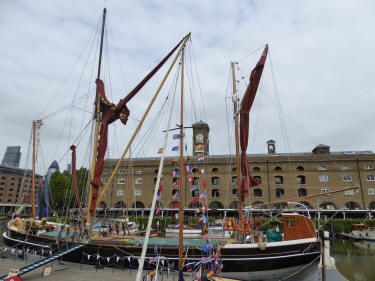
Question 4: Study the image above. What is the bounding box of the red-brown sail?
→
[239,44,268,201]
[89,36,187,214]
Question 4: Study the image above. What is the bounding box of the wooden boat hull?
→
[3,228,321,279]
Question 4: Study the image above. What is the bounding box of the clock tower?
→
[192,120,209,156]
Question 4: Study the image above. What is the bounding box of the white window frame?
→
[365,165,373,170]
[136,170,144,175]
[318,165,328,171]
[341,165,350,171]
[319,175,329,182]
[344,189,354,196]
[134,190,142,196]
[342,175,352,182]
[118,169,125,175]
[366,174,375,181]
[116,190,124,196]
[118,178,125,185]
[321,188,330,194]
[368,188,375,196]
[135,178,143,185]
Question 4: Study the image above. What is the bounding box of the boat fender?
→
[238,220,252,234]
[224,218,236,231]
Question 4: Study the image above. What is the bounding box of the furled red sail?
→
[239,44,268,201]
[70,145,84,216]
[89,36,187,214]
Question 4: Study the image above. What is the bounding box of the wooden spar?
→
[126,147,131,218]
[87,8,107,225]
[231,62,242,219]
[31,121,36,219]
[94,33,191,212]
[178,48,185,271]
[246,185,360,209]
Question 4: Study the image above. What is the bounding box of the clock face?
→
[196,133,203,141]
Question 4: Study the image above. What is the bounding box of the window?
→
[341,165,351,171]
[298,188,307,197]
[172,188,179,195]
[192,168,199,173]
[344,189,354,196]
[275,176,283,185]
[232,167,237,172]
[212,168,219,173]
[212,189,220,198]
[102,178,108,184]
[366,174,375,181]
[254,176,261,183]
[296,166,304,171]
[212,177,220,185]
[232,189,238,198]
[319,175,329,182]
[368,188,375,196]
[173,177,179,185]
[318,165,327,171]
[276,188,284,198]
[297,175,306,185]
[252,167,261,172]
[134,190,142,196]
[154,169,159,174]
[118,178,125,185]
[117,190,124,196]
[193,177,199,185]
[135,178,143,185]
[118,169,125,175]
[232,176,237,185]
[192,189,199,198]
[153,178,157,185]
[342,175,352,182]
[274,166,282,172]
[254,188,262,198]
[136,170,144,175]
[321,188,330,194]
[365,165,373,170]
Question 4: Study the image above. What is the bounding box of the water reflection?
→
[331,239,375,281]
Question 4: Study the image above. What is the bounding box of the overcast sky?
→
[1,0,374,174]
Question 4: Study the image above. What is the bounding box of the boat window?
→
[342,175,352,182]
[252,167,261,172]
[212,177,220,185]
[286,218,295,227]
[232,176,237,185]
[254,188,262,198]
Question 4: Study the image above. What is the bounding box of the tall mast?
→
[87,8,107,225]
[231,62,242,220]
[31,121,36,219]
[126,147,131,218]
[178,48,185,271]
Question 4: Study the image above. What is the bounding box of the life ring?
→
[238,220,252,234]
[252,217,262,227]
[224,218,236,231]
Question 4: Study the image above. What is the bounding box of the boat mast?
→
[178,48,185,271]
[126,148,131,218]
[87,8,107,225]
[231,62,243,220]
[31,120,43,219]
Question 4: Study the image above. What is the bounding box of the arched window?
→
[155,201,163,208]
[212,167,219,173]
[319,202,336,210]
[209,201,223,209]
[344,201,360,210]
[276,188,284,198]
[274,166,282,172]
[298,188,307,197]
[133,201,145,208]
[212,189,220,198]
[232,176,237,185]
[229,202,238,209]
[273,203,287,209]
[254,176,261,183]
[369,201,375,209]
[275,176,283,185]
[192,168,199,173]
[254,188,262,198]
[296,166,304,171]
[297,175,306,185]
[211,177,220,185]
[252,201,264,206]
[299,201,313,209]
[252,167,261,172]
[114,201,126,208]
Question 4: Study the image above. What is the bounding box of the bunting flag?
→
[184,156,190,162]
[159,183,163,192]
[192,198,200,204]
[150,232,158,237]
[171,169,179,176]
[157,148,163,154]
[199,168,205,175]
[206,268,214,278]
[197,156,205,162]
[187,176,194,183]
[202,231,209,239]
[172,159,178,164]
[156,194,161,201]
[171,146,179,151]
[185,144,188,151]
[191,186,197,192]
[149,269,157,277]
[195,208,201,214]
[174,213,179,219]
[199,192,207,199]
[173,179,179,186]
[202,256,212,263]
[196,144,204,150]
[156,221,160,229]
[174,223,179,229]
[154,245,158,254]
[155,208,160,216]
[172,202,179,209]
[173,133,184,139]
[172,192,179,199]
[200,205,208,212]
[185,165,192,172]
[198,216,206,223]
[203,180,207,190]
